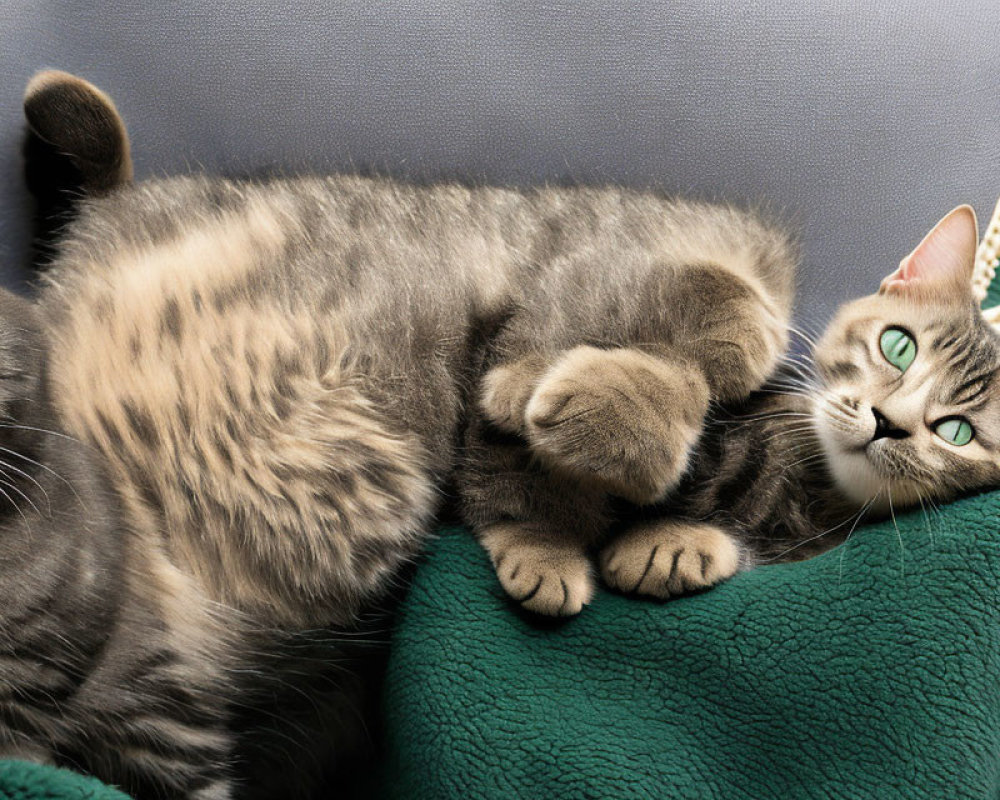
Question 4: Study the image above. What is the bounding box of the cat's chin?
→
[812,393,928,515]
[817,434,925,516]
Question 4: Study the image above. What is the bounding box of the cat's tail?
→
[22,70,133,267]
[23,70,132,195]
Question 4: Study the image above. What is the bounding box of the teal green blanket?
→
[378,496,1000,799]
[0,762,127,799]
[3,501,999,799]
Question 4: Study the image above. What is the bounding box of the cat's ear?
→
[880,205,978,300]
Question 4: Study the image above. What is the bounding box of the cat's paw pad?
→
[599,521,741,599]
[482,527,594,616]
[525,346,708,504]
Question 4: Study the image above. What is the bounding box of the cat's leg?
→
[599,519,744,599]
[460,413,611,616]
[481,346,710,504]
[654,263,790,405]
[481,263,789,504]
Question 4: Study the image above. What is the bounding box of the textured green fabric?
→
[2,507,998,800]
[0,762,129,800]
[986,267,1000,310]
[379,493,1000,800]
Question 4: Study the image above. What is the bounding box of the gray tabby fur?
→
[2,70,999,797]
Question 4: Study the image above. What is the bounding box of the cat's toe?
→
[600,521,741,599]
[480,355,548,435]
[480,365,529,433]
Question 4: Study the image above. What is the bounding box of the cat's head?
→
[813,205,1000,512]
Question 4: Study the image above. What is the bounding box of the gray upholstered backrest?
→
[1,1,999,332]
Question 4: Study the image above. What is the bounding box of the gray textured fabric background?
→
[1,1,998,331]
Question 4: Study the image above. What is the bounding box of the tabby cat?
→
[2,70,998,798]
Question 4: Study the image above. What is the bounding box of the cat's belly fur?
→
[37,172,791,630]
[39,179,493,628]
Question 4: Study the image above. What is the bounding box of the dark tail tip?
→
[23,70,132,196]
[22,71,133,269]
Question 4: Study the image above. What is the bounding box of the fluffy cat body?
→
[5,71,1000,797]
[11,75,796,796]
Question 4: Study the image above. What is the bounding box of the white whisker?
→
[0,477,42,518]
[887,488,905,576]
[0,444,84,507]
[0,483,28,528]
[0,422,80,443]
[838,494,879,584]
[0,459,52,513]
[760,497,873,563]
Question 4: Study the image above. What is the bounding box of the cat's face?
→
[813,206,1000,512]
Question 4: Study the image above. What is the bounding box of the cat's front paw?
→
[479,522,594,616]
[599,521,741,599]
[525,346,709,504]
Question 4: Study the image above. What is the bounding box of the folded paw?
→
[524,346,709,504]
[599,520,742,599]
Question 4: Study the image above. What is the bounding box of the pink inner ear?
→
[881,205,978,295]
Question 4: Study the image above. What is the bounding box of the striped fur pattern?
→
[606,206,1000,598]
[7,71,801,795]
[7,71,1000,796]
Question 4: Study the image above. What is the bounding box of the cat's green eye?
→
[935,418,974,446]
[879,327,917,373]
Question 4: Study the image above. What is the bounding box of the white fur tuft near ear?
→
[974,197,1000,332]
[880,205,978,299]
[983,305,1000,334]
